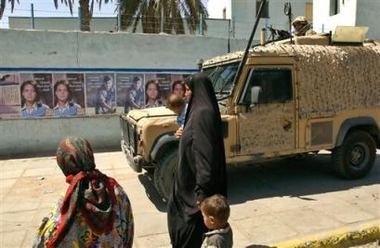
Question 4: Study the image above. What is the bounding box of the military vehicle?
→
[120,2,380,201]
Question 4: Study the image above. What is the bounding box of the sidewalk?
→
[1,151,379,247]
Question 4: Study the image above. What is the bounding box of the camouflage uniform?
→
[292,16,316,36]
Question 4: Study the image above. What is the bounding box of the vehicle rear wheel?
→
[154,148,178,202]
[332,130,376,179]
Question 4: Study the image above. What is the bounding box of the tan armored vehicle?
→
[120,28,380,201]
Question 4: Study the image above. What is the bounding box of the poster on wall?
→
[0,73,21,119]
[116,73,145,114]
[52,73,85,117]
[86,73,116,115]
[143,74,163,109]
[0,71,194,119]
[156,74,172,105]
[170,74,188,98]
[19,73,53,118]
[137,73,189,109]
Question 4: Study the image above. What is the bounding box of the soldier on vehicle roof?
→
[292,16,316,36]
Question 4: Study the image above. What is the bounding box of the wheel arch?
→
[335,117,380,148]
[150,132,179,163]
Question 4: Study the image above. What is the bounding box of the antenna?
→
[225,0,267,100]
[284,2,292,43]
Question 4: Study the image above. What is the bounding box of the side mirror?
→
[251,86,261,105]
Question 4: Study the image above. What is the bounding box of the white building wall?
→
[208,0,231,19]
[313,0,357,33]
[313,0,379,40]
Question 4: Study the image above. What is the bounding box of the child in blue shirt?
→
[166,94,187,138]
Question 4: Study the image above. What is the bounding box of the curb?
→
[270,219,380,248]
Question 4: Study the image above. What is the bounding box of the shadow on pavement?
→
[227,154,380,205]
[136,153,380,210]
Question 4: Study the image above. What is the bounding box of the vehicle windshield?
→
[203,62,239,95]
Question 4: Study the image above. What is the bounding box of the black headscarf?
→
[184,73,221,124]
[173,72,227,217]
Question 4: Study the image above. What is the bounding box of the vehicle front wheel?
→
[154,148,178,202]
[332,130,376,179]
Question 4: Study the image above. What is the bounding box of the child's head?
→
[200,194,230,230]
[166,93,186,115]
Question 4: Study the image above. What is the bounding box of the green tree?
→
[0,0,19,19]
[0,0,112,31]
[53,0,113,31]
[117,0,208,34]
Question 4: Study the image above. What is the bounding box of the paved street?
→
[0,150,379,247]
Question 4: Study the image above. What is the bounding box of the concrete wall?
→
[1,29,247,69]
[0,28,248,158]
[9,17,233,38]
[0,115,120,158]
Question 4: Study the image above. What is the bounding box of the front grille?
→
[120,116,138,155]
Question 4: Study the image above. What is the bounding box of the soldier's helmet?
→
[292,16,308,26]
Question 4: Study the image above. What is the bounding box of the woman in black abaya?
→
[167,72,227,248]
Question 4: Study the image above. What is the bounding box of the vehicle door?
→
[237,65,296,155]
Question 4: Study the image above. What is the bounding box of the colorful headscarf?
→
[47,136,117,247]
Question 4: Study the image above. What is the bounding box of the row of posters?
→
[0,72,191,119]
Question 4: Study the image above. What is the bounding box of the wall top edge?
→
[0,67,198,73]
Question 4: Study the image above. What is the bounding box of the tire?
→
[154,148,178,202]
[332,130,376,179]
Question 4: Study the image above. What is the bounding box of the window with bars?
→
[330,0,340,16]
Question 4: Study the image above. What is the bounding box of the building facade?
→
[313,0,379,40]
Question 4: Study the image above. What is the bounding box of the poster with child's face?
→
[52,73,85,116]
[143,74,163,108]
[19,73,53,118]
[156,74,172,105]
[170,74,187,98]
[86,73,116,114]
[0,73,21,119]
[116,73,145,108]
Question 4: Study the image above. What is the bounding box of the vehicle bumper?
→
[120,140,143,173]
